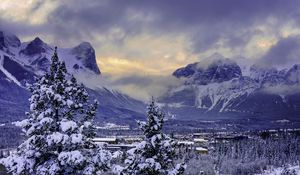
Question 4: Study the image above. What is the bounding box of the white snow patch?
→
[256,165,300,175]
[60,120,78,132]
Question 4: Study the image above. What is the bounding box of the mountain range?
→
[159,54,300,126]
[0,31,145,125]
[0,31,299,130]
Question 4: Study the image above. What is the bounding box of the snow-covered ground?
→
[256,165,300,175]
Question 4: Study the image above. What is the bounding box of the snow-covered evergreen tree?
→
[119,98,186,175]
[1,47,111,175]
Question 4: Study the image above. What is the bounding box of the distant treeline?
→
[183,131,300,175]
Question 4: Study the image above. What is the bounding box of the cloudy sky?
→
[1,0,300,100]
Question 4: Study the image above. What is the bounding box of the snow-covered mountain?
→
[173,57,242,85]
[159,55,300,121]
[1,30,299,128]
[0,30,145,124]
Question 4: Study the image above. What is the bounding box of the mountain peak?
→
[20,37,51,56]
[31,37,44,45]
[0,31,21,50]
[196,53,236,70]
[78,41,92,48]
[71,42,101,74]
[285,64,300,83]
[173,56,242,85]
[1,31,101,75]
[290,64,300,70]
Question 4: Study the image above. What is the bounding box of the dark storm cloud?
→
[0,18,45,37]
[2,0,300,57]
[45,0,143,42]
[2,0,300,100]
[260,35,300,67]
[41,0,300,52]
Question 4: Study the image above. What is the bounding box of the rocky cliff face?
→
[71,42,100,74]
[173,58,242,85]
[160,55,300,122]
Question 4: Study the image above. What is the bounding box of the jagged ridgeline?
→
[0,30,145,124]
[159,54,300,124]
[1,30,300,130]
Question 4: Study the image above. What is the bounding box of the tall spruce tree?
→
[1,47,111,175]
[120,98,186,175]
